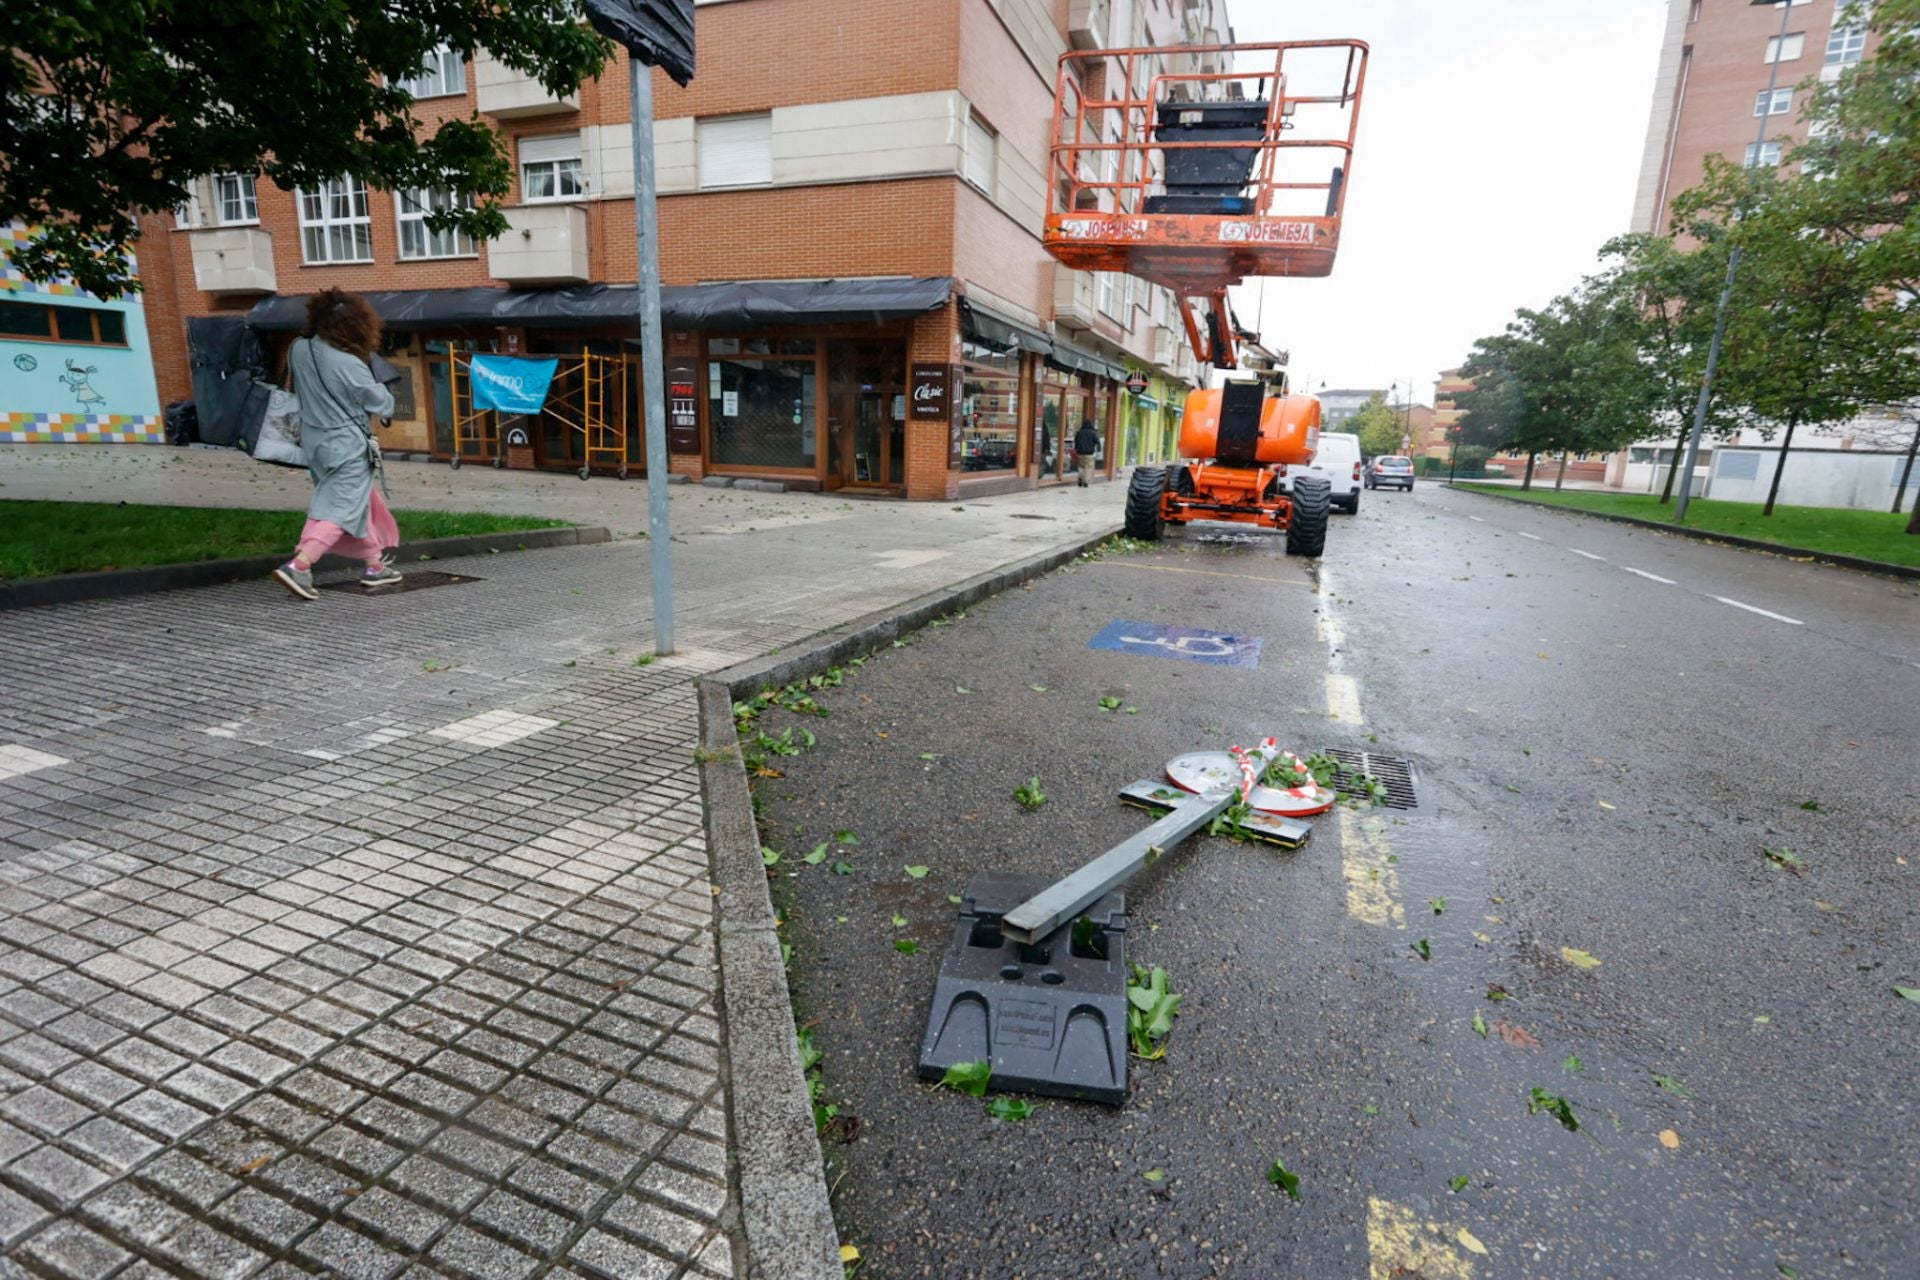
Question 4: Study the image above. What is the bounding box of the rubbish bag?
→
[163,400,199,446]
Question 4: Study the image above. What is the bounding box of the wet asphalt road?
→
[748,483,1920,1280]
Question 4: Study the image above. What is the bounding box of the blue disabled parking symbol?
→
[1087,619,1263,669]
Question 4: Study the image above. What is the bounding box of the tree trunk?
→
[1761,410,1803,517]
[1522,451,1538,491]
[1893,417,1920,515]
[1554,451,1569,491]
[1909,499,1920,534]
[1658,421,1686,503]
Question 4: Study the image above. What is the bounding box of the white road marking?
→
[1713,596,1803,626]
[1569,549,1606,561]
[1623,567,1675,585]
[1517,532,1543,541]
[1468,515,1484,523]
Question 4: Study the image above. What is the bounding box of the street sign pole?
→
[629,55,675,655]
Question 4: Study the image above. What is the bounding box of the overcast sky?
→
[1223,0,1671,402]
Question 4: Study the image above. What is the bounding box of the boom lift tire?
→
[1285,475,1332,557]
[1125,467,1168,541]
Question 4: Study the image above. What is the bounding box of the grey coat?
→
[288,336,394,537]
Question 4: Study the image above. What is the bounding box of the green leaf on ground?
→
[829,860,855,876]
[1486,984,1512,1001]
[1778,1266,1799,1279]
[1652,1073,1694,1099]
[803,844,829,866]
[1429,897,1446,915]
[1360,1104,1379,1116]
[760,848,781,867]
[1563,1055,1585,1074]
[1896,987,1920,1003]
[1449,1175,1469,1193]
[1265,1160,1301,1200]
[904,865,930,879]
[939,1060,991,1097]
[834,830,860,846]
[1411,939,1431,961]
[955,685,974,695]
[947,894,964,905]
[1125,964,1182,1059]
[1560,947,1602,969]
[1141,1168,1166,1183]
[984,1096,1034,1122]
[894,939,919,955]
[1029,683,1049,693]
[1098,696,1122,711]
[918,753,939,761]
[1014,777,1048,811]
[1763,846,1806,872]
[1798,800,1823,812]
[780,942,792,968]
[891,913,907,927]
[1472,1014,1488,1037]
[1528,1088,1580,1132]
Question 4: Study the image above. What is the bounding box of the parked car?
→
[1366,455,1415,491]
[1286,431,1363,513]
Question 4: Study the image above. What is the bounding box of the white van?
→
[1297,431,1364,514]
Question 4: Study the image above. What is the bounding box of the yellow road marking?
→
[1087,560,1314,587]
[1316,611,1345,648]
[1341,808,1404,929]
[1325,672,1362,725]
[1367,1197,1479,1280]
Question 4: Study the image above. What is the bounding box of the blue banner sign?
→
[470,355,559,415]
[1087,619,1263,669]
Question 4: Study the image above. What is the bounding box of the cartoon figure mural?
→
[59,359,108,410]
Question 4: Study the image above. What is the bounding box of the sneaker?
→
[361,565,404,588]
[273,563,318,601]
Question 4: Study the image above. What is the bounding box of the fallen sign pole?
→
[998,789,1236,945]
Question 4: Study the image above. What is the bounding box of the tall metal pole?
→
[630,55,675,655]
[1675,0,1793,520]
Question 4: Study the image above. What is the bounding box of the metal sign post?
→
[630,55,675,655]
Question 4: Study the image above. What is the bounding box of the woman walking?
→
[272,289,403,599]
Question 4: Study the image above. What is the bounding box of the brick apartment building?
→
[133,0,1235,501]
[1631,0,1875,240]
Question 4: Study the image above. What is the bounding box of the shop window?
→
[709,349,816,470]
[0,300,128,347]
[520,134,585,201]
[959,341,1020,473]
[297,177,373,263]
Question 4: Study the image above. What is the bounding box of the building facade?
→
[134,0,1232,500]
[1316,389,1389,433]
[0,225,163,444]
[1631,0,1873,237]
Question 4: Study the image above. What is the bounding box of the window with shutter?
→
[965,115,995,194]
[519,134,585,201]
[697,114,773,189]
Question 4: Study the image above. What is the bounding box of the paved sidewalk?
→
[0,458,1120,1278]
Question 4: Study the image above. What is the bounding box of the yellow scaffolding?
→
[448,349,632,479]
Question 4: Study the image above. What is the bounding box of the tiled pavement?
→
[0,476,1118,1279]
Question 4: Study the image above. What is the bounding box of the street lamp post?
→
[1673,0,1796,520]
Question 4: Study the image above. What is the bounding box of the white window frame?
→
[399,45,466,100]
[297,177,374,264]
[1745,139,1784,168]
[1754,87,1793,116]
[519,134,585,202]
[1098,271,1120,320]
[1825,22,1867,67]
[963,113,996,196]
[1765,32,1806,63]
[395,188,477,260]
[696,113,773,190]
[212,173,258,225]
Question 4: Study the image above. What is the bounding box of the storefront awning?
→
[1046,337,1126,383]
[959,297,1051,356]
[245,277,955,333]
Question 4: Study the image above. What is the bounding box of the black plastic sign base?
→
[916,873,1130,1107]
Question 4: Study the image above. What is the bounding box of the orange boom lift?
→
[1042,39,1369,555]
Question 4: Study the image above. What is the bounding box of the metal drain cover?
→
[320,570,480,595]
[1322,749,1426,813]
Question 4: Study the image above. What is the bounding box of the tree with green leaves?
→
[1349,393,1403,458]
[2,0,612,296]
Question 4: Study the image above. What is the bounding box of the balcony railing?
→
[188,227,277,295]
[490,204,590,284]
[474,50,581,118]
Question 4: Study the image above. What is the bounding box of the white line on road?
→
[1468,515,1484,522]
[1713,596,1804,626]
[1569,549,1606,562]
[1518,532,1543,541]
[1623,567,1676,585]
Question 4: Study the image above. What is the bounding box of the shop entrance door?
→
[826,341,906,490]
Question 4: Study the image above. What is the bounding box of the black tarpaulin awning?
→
[246,277,955,333]
[1047,336,1126,382]
[959,296,1051,356]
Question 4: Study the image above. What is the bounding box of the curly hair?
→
[302,288,382,359]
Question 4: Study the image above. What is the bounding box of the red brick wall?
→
[905,300,962,500]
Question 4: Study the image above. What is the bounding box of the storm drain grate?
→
[1322,748,1425,814]
[320,570,480,596]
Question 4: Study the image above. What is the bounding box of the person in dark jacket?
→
[1073,419,1101,487]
